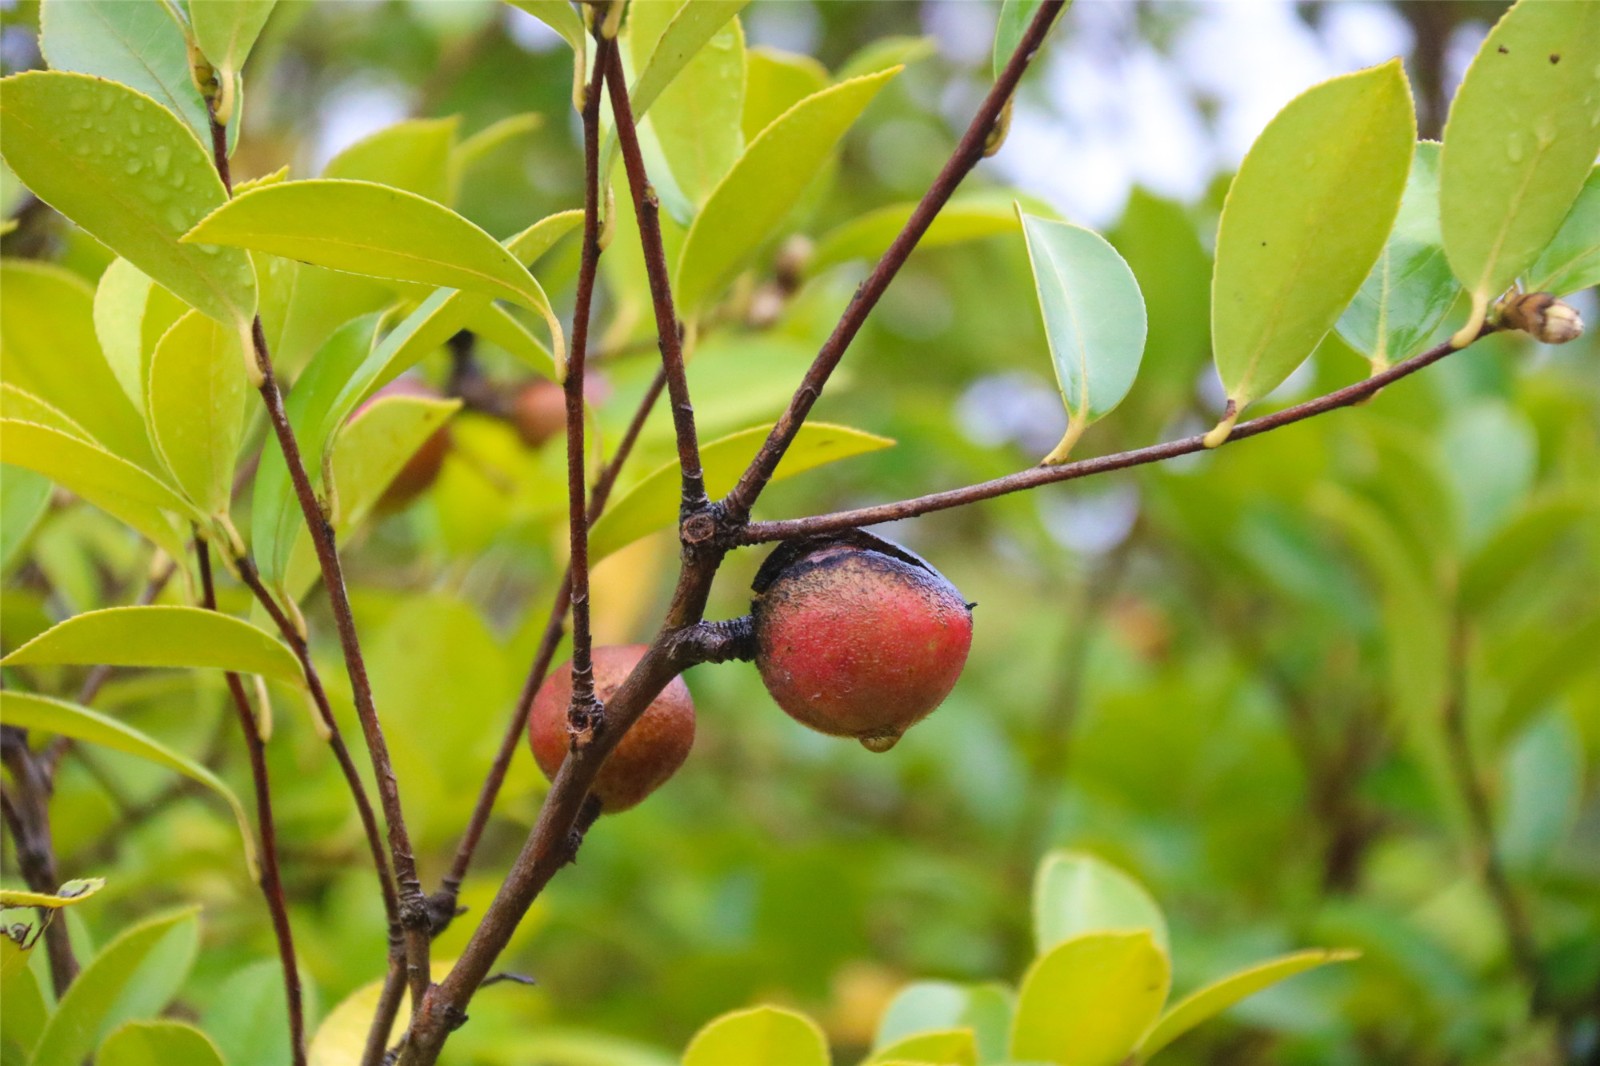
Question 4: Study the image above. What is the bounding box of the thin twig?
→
[0,736,76,995]
[603,45,707,514]
[740,326,1498,543]
[723,0,1067,523]
[197,540,307,1066]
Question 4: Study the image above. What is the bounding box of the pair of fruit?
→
[529,533,974,812]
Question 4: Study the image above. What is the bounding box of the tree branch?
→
[722,0,1067,524]
[740,326,1498,543]
[197,540,307,1066]
[603,44,707,515]
[0,731,76,995]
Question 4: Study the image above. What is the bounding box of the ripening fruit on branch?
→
[527,644,696,812]
[751,532,974,752]
[512,379,567,449]
[362,377,451,513]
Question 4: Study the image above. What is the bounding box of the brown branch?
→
[722,0,1067,524]
[741,326,1499,543]
[603,45,707,514]
[0,731,76,995]
[197,540,307,1066]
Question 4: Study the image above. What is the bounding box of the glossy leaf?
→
[2,381,95,441]
[1524,166,1600,296]
[683,1006,829,1066]
[0,466,52,572]
[98,1020,227,1066]
[1034,850,1169,956]
[1336,141,1460,370]
[676,67,899,319]
[0,692,258,877]
[505,0,587,110]
[875,982,1015,1064]
[629,1,752,123]
[1440,0,1600,340]
[183,178,564,364]
[0,72,257,330]
[27,907,200,1066]
[1010,931,1170,1066]
[838,35,937,83]
[323,116,460,205]
[1,605,302,686]
[189,0,277,81]
[810,197,1020,277]
[252,314,382,587]
[1135,949,1356,1061]
[0,878,106,909]
[329,392,460,531]
[866,1029,978,1066]
[0,419,193,557]
[38,0,211,148]
[743,47,828,141]
[310,961,453,1066]
[588,422,894,561]
[1209,61,1414,428]
[994,0,1065,79]
[146,310,250,515]
[94,258,188,416]
[0,945,47,1059]
[1019,211,1147,463]
[1,260,160,470]
[628,0,747,210]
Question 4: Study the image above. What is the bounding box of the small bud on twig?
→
[1497,291,1584,344]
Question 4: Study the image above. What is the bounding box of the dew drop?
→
[166,205,190,230]
[1506,134,1525,163]
[68,94,91,112]
[859,731,901,753]
[73,143,92,157]
[151,144,172,177]
[131,98,147,112]
[98,94,114,113]
[124,158,143,175]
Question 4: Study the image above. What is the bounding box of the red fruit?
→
[360,377,450,512]
[751,533,973,751]
[527,644,695,812]
[511,379,567,449]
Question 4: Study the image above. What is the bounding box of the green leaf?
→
[1018,211,1147,463]
[0,419,193,557]
[0,72,258,331]
[0,467,52,573]
[309,960,451,1066]
[0,945,47,1060]
[462,301,556,380]
[866,1029,978,1066]
[0,260,161,471]
[38,0,212,150]
[743,47,828,142]
[94,258,189,417]
[1460,492,1596,615]
[183,178,564,367]
[188,0,277,81]
[837,35,937,83]
[810,196,1020,277]
[27,907,200,1066]
[1440,0,1600,340]
[588,422,893,561]
[202,959,308,1066]
[453,112,543,191]
[323,116,460,205]
[1498,708,1582,872]
[328,391,460,532]
[683,1006,829,1066]
[628,0,752,124]
[146,310,250,516]
[98,1020,227,1066]
[1208,61,1414,432]
[1135,949,1356,1061]
[251,314,382,587]
[505,0,587,111]
[994,0,1066,79]
[1033,850,1169,956]
[1336,141,1460,370]
[0,692,258,878]
[676,67,899,320]
[628,0,747,210]
[1524,166,1600,296]
[1,384,94,441]
[1010,931,1170,1066]
[875,982,1014,1065]
[1,605,301,686]
[0,878,106,909]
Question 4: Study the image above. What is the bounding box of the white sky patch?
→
[505,5,564,52]
[311,79,411,172]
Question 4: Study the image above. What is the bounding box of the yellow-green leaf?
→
[0,72,257,330]
[864,1029,977,1066]
[94,258,188,417]
[146,310,250,516]
[1209,60,1414,427]
[1034,850,1169,956]
[0,693,258,879]
[675,67,899,320]
[1136,949,1357,1061]
[183,178,564,365]
[588,422,893,561]
[99,1020,227,1066]
[1440,0,1600,340]
[0,878,106,909]
[0,419,193,557]
[330,392,460,531]
[323,116,460,205]
[1525,166,1600,297]
[1,383,95,441]
[1010,931,1170,1066]
[810,196,1020,277]
[1,605,302,686]
[309,960,453,1066]
[189,0,277,83]
[743,47,828,142]
[684,1006,829,1066]
[994,0,1068,79]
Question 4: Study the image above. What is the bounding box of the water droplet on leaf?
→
[859,731,901,753]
